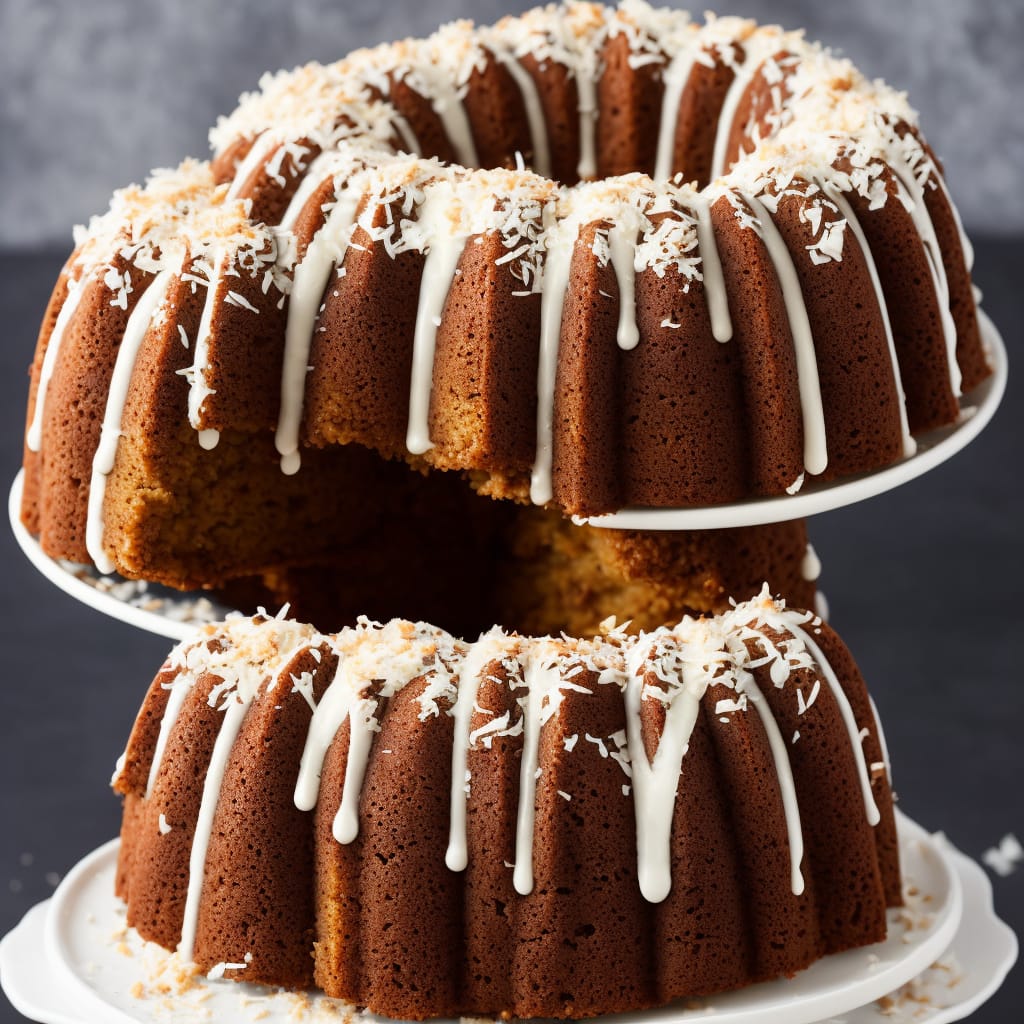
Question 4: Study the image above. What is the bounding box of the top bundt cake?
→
[114,588,899,1019]
[20,1,989,628]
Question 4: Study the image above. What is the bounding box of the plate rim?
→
[8,471,227,642]
[3,812,978,1024]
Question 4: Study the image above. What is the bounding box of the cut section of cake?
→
[21,3,990,616]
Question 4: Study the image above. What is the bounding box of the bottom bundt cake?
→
[113,588,898,1020]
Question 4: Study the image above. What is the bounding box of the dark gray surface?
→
[1,0,1023,245]
[0,240,1021,1020]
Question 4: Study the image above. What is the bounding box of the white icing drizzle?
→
[391,114,421,157]
[445,631,510,872]
[426,75,480,169]
[406,191,469,455]
[741,192,828,477]
[512,645,563,895]
[295,621,451,841]
[709,52,756,182]
[691,195,733,342]
[608,220,640,350]
[624,637,703,903]
[276,189,361,474]
[742,671,806,895]
[225,133,279,201]
[186,252,224,451]
[869,694,892,783]
[294,654,355,814]
[86,270,175,574]
[891,171,962,397]
[493,51,552,179]
[179,696,250,961]
[26,275,86,452]
[653,45,698,182]
[576,68,598,181]
[332,690,381,844]
[177,633,317,962]
[145,677,194,799]
[801,543,821,582]
[784,621,881,826]
[824,185,916,457]
[934,173,974,272]
[529,209,572,506]
[276,154,337,236]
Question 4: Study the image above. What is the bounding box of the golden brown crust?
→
[463,50,533,170]
[668,47,739,188]
[597,31,665,178]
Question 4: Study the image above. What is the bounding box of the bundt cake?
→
[113,588,899,1019]
[20,2,989,626]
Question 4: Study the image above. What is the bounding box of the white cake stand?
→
[8,470,233,642]
[0,812,1015,1024]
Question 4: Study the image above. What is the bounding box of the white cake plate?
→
[1,812,1013,1024]
[580,309,1007,530]
[8,470,232,641]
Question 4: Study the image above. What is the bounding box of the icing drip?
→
[332,690,381,844]
[295,621,452,842]
[145,676,194,799]
[869,694,893,783]
[609,220,640,350]
[742,670,806,895]
[709,52,755,182]
[186,252,224,451]
[276,154,337,235]
[179,694,252,962]
[624,637,704,903]
[424,73,479,169]
[825,185,916,458]
[276,189,361,474]
[530,209,572,506]
[26,276,85,452]
[692,196,733,342]
[742,192,828,477]
[653,45,698,182]
[934,173,974,272]
[391,114,421,157]
[512,646,563,895]
[891,171,962,397]
[294,655,355,814]
[86,270,175,574]
[225,133,279,201]
[801,543,822,582]
[445,631,509,872]
[493,52,552,178]
[785,621,881,826]
[406,191,469,455]
[576,70,598,180]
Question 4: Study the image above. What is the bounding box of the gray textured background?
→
[1,0,1023,249]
